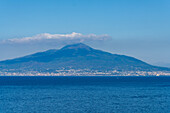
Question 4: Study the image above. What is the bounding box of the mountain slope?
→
[0,43,169,74]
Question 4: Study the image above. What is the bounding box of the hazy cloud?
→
[2,32,111,44]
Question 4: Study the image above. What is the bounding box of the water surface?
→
[0,76,170,113]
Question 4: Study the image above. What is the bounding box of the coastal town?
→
[1,69,170,76]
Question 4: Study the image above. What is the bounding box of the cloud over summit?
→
[5,32,111,44]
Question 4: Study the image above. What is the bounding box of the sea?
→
[0,76,170,113]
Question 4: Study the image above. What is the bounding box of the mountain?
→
[0,43,169,76]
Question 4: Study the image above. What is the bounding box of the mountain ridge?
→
[0,43,169,76]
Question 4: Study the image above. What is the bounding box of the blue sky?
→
[0,0,170,66]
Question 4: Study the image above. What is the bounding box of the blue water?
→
[0,76,170,113]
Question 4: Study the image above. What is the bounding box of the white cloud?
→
[4,32,111,44]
